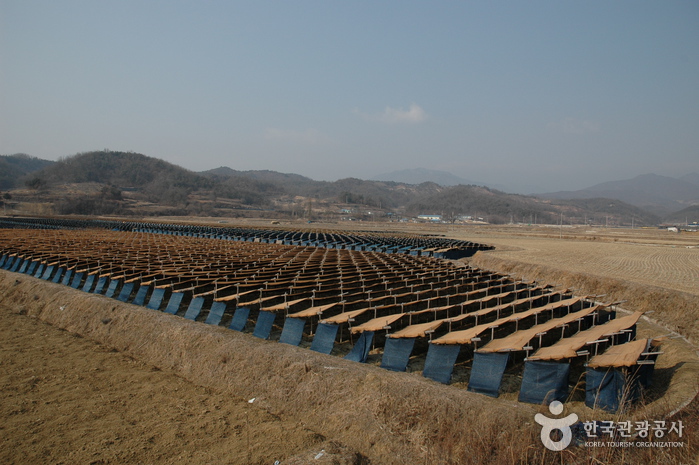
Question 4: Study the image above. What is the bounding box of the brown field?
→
[1,221,698,464]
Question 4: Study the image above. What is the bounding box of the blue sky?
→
[1,1,697,193]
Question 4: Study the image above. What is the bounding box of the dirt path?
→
[0,304,344,465]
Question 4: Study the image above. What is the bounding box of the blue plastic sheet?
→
[52,268,65,284]
[61,269,73,286]
[132,285,150,306]
[344,331,374,363]
[70,272,84,289]
[81,274,95,292]
[422,344,461,384]
[146,288,166,310]
[380,338,416,372]
[40,265,54,280]
[229,307,250,332]
[253,311,276,339]
[310,323,339,354]
[279,317,306,346]
[518,361,570,405]
[1,256,12,270]
[586,368,623,412]
[104,279,120,298]
[164,292,184,315]
[33,264,45,278]
[468,352,509,397]
[26,261,37,275]
[10,258,22,272]
[17,259,29,273]
[184,297,205,320]
[92,276,108,294]
[205,301,227,325]
[585,367,639,412]
[116,282,135,302]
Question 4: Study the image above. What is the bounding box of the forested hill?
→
[0,154,55,189]
[404,185,659,225]
[10,150,663,225]
[30,151,206,188]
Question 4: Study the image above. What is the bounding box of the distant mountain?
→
[201,167,316,190]
[372,168,474,187]
[201,166,444,209]
[541,173,699,217]
[663,204,699,225]
[679,172,699,186]
[405,185,659,226]
[8,150,671,225]
[0,154,55,189]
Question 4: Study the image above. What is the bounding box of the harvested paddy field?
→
[1,221,697,464]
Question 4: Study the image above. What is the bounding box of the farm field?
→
[0,220,697,464]
[457,225,699,297]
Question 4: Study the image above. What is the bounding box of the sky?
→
[1,1,698,194]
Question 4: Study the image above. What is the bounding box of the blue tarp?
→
[132,285,150,306]
[26,261,37,275]
[10,258,22,272]
[61,269,73,286]
[229,307,250,332]
[33,264,45,278]
[205,301,227,325]
[422,344,461,384]
[279,317,306,346]
[70,272,84,289]
[184,297,205,320]
[468,352,509,397]
[17,259,29,273]
[146,288,166,310]
[253,311,276,339]
[164,292,184,315]
[310,323,339,354]
[585,368,639,412]
[40,265,54,280]
[104,279,120,298]
[344,331,374,363]
[81,274,95,292]
[586,368,622,412]
[380,337,416,372]
[92,276,107,294]
[518,361,570,405]
[52,268,65,284]
[116,283,135,302]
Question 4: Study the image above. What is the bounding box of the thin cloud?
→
[264,127,329,145]
[357,103,428,124]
